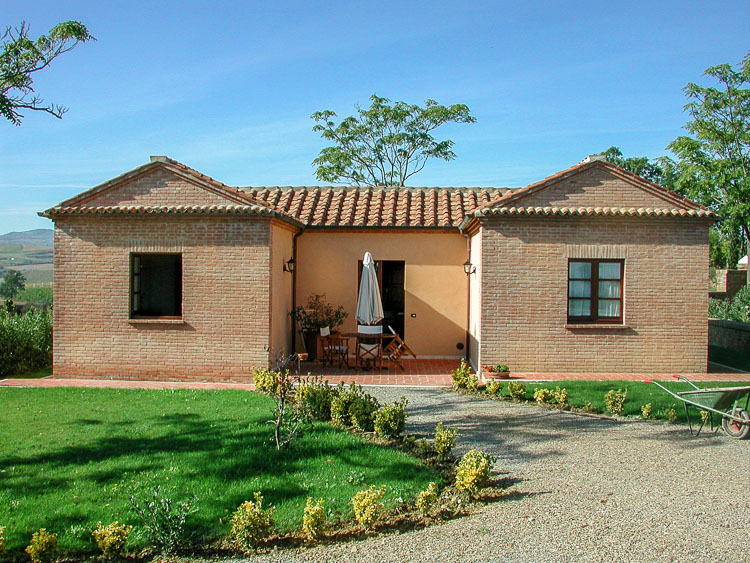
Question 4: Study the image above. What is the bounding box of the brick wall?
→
[52,215,272,382]
[80,168,232,207]
[517,166,682,209]
[479,216,709,373]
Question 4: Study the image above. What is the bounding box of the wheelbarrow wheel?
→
[722,409,750,439]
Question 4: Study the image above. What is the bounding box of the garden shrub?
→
[92,521,132,559]
[129,487,197,554]
[533,388,554,405]
[455,449,495,495]
[485,380,503,396]
[230,492,275,550]
[507,381,526,400]
[301,497,325,542]
[25,528,58,563]
[417,438,434,456]
[374,397,409,438]
[664,407,678,423]
[252,367,280,396]
[554,386,568,405]
[709,286,750,323]
[296,377,336,421]
[604,389,627,415]
[0,308,52,377]
[434,422,457,459]
[641,403,652,419]
[451,359,478,390]
[0,526,5,554]
[415,482,439,515]
[331,383,380,431]
[351,485,386,529]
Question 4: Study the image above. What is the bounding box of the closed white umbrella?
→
[356,252,384,325]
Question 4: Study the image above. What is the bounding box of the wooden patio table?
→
[341,332,397,371]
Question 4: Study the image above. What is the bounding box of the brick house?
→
[42,155,714,381]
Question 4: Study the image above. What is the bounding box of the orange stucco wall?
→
[270,222,295,356]
[295,230,468,358]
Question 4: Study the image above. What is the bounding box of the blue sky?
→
[1,0,748,233]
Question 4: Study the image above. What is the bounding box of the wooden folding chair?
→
[383,325,417,370]
[356,325,382,370]
[320,326,350,368]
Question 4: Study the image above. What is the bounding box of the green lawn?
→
[0,388,436,555]
[709,345,750,372]
[492,379,750,423]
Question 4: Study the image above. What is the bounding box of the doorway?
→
[357,260,406,338]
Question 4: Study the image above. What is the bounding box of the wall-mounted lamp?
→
[283,257,295,274]
[463,259,476,276]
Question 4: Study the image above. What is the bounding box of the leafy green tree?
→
[311,94,476,185]
[0,270,26,299]
[668,51,750,268]
[598,146,676,189]
[1,20,94,125]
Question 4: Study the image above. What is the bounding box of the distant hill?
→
[0,229,53,246]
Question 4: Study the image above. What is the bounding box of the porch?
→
[292,358,460,387]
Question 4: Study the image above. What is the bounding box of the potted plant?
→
[290,293,348,361]
[484,364,511,379]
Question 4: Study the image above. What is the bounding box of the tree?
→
[1,20,94,125]
[311,94,476,186]
[0,270,26,299]
[598,146,676,189]
[668,51,750,268]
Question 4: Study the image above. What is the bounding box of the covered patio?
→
[293,358,460,386]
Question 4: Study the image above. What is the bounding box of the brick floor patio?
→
[0,359,746,390]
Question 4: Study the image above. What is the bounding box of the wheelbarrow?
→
[645,376,750,439]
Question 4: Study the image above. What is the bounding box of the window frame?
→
[129,252,183,319]
[567,258,624,324]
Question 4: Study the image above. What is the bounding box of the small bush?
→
[604,389,627,415]
[351,485,386,529]
[533,388,554,405]
[700,410,711,425]
[417,438,434,456]
[252,367,280,396]
[92,521,132,559]
[554,386,568,405]
[507,381,526,400]
[641,403,652,419]
[434,422,457,459]
[129,487,197,554]
[451,359,478,390]
[664,407,678,423]
[25,529,58,563]
[0,526,5,554]
[301,497,325,542]
[415,482,439,515]
[296,377,336,421]
[485,380,503,395]
[374,397,409,438]
[455,449,495,495]
[331,383,380,432]
[230,492,275,550]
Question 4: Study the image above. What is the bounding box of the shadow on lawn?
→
[0,401,432,544]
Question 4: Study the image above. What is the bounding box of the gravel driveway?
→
[231,387,750,562]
